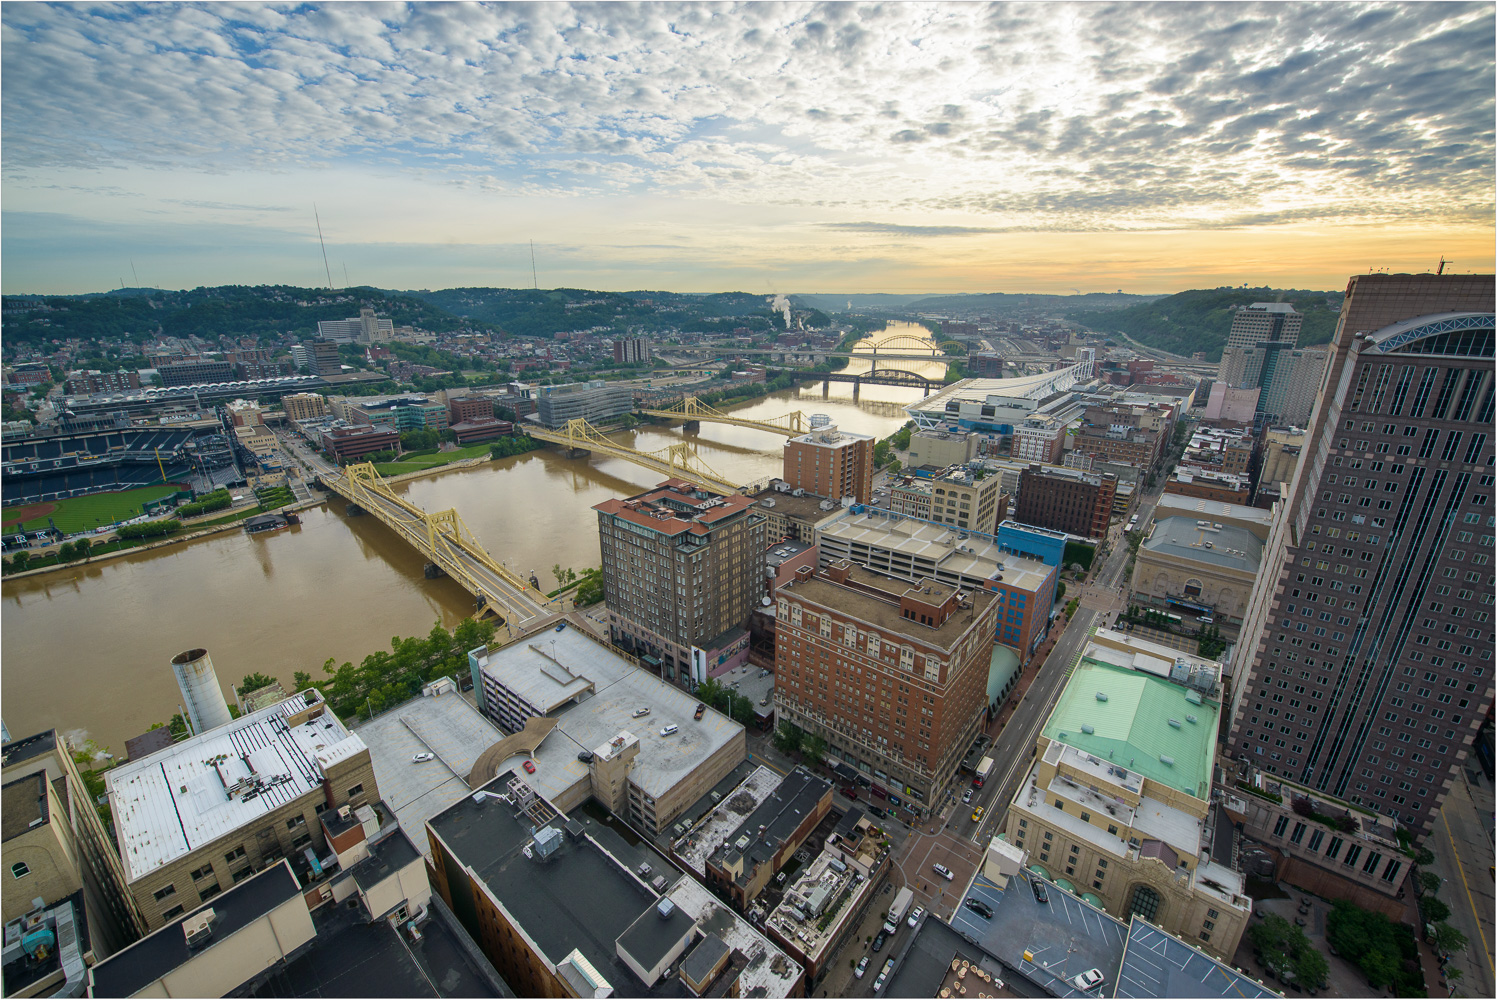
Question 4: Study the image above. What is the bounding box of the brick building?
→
[320,423,400,462]
[782,422,875,504]
[281,392,329,422]
[65,369,141,395]
[447,393,495,425]
[1016,464,1115,538]
[773,562,999,811]
[595,480,766,686]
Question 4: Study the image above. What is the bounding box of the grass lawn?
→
[4,484,186,534]
[372,443,493,476]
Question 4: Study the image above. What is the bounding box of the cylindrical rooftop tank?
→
[171,647,234,736]
[808,413,833,429]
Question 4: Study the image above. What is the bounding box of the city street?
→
[1429,769,1496,998]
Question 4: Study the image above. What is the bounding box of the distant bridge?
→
[785,367,947,397]
[525,418,742,495]
[321,463,561,629]
[637,396,808,437]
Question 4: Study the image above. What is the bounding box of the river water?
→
[1,323,947,752]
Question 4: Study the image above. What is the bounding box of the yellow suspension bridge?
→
[637,395,809,437]
[525,417,743,495]
[320,462,564,630]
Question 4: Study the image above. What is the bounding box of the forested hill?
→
[1,285,491,346]
[1070,287,1344,361]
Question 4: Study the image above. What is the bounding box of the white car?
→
[1071,968,1105,992]
[854,957,869,979]
[660,724,679,736]
[962,788,973,804]
[932,863,954,881]
[411,752,435,762]
[907,905,924,928]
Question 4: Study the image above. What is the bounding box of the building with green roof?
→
[1000,629,1250,963]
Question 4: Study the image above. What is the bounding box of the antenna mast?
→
[530,241,538,290]
[314,204,333,290]
[1438,256,1450,275]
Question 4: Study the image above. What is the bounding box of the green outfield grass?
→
[3,484,187,534]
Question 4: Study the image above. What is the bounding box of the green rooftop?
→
[1042,656,1219,799]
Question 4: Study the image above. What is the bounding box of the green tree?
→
[1291,948,1328,989]
[1414,847,1436,866]
[1417,870,1443,896]
[773,720,805,755]
[727,693,755,725]
[802,734,827,767]
[292,670,313,692]
[1419,896,1451,923]
[697,678,729,712]
[240,672,278,694]
[1431,922,1467,955]
[10,551,29,570]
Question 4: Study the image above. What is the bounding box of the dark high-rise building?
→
[156,358,233,386]
[1226,273,1494,836]
[1015,464,1116,538]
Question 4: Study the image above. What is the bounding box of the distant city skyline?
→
[3,2,1492,295]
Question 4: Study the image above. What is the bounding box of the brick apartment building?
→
[595,480,766,686]
[773,562,999,811]
[783,422,875,504]
[65,369,141,395]
[1016,464,1116,538]
[320,423,400,462]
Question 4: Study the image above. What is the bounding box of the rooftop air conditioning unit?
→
[182,909,216,948]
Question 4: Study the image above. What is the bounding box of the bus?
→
[973,756,994,787]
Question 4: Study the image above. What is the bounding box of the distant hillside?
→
[792,291,1163,316]
[0,285,489,346]
[1070,287,1344,361]
[407,287,793,339]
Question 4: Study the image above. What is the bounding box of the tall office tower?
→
[782,420,875,504]
[1226,273,1494,836]
[595,481,766,686]
[1225,302,1303,351]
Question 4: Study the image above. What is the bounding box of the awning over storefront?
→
[1027,864,1051,879]
[1080,892,1105,908]
[1052,877,1077,893]
[1167,597,1214,613]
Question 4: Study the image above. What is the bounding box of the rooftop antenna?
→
[130,258,139,287]
[530,240,539,290]
[343,262,350,289]
[1437,256,1450,275]
[314,204,333,290]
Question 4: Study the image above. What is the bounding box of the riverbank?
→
[1,496,327,582]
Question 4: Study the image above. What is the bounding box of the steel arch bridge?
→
[862,334,965,356]
[321,462,558,626]
[637,395,808,437]
[525,418,741,495]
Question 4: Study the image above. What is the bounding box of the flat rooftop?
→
[1142,517,1263,573]
[472,627,744,802]
[90,862,303,998]
[1042,656,1220,801]
[106,690,364,882]
[951,871,1127,999]
[780,563,999,651]
[352,686,507,855]
[428,773,801,997]
[910,369,1089,416]
[819,509,1052,594]
[1152,493,1273,530]
[2,772,47,840]
[881,917,1026,1000]
[750,484,847,529]
[1115,917,1277,998]
[765,539,814,569]
[594,480,758,538]
[708,767,830,885]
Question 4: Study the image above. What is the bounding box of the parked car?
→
[577,750,594,763]
[554,623,566,632]
[867,805,887,818]
[694,702,706,719]
[962,788,973,804]
[964,897,993,919]
[932,864,954,881]
[1071,968,1105,992]
[854,957,869,979]
[522,759,536,774]
[632,707,651,718]
[871,930,888,952]
[660,724,679,736]
[907,905,924,928]
[412,752,434,762]
[841,786,859,800]
[1031,879,1049,904]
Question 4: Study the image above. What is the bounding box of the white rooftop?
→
[107,689,363,882]
[473,627,744,801]
[668,874,804,997]
[673,765,783,877]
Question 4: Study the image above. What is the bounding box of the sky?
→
[3,1,1493,296]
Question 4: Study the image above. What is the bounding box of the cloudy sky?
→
[3,1,1492,295]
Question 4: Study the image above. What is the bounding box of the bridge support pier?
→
[564,447,591,459]
[683,420,700,432]
[822,380,830,397]
[423,562,446,579]
[851,379,861,400]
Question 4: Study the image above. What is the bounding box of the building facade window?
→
[10,862,28,879]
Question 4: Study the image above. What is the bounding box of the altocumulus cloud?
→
[1,1,1492,231]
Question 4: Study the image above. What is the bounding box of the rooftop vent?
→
[1095,692,1109,702]
[1167,719,1182,729]
[1185,714,1198,724]
[1159,755,1176,767]
[1185,690,1204,705]
[1080,724,1095,735]
[657,897,676,920]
